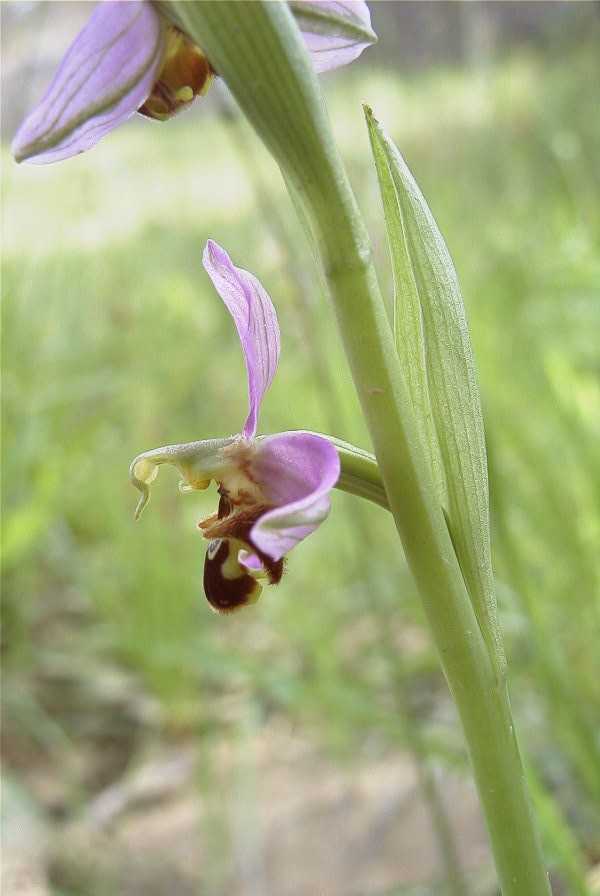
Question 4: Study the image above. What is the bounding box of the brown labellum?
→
[203,539,261,614]
[200,487,285,612]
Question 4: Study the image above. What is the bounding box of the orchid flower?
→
[130,241,340,613]
[12,1,376,165]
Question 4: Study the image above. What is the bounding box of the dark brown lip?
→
[203,538,261,613]
[200,491,285,612]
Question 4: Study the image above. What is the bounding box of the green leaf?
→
[365,106,504,673]
[365,108,447,512]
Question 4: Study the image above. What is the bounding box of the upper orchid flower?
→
[12,1,376,165]
[130,241,340,613]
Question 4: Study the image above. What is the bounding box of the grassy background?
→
[2,15,600,895]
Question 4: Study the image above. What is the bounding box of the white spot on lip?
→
[207,539,222,560]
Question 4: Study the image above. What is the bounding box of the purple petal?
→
[12,2,165,165]
[292,1,376,73]
[249,431,340,560]
[203,240,280,440]
[238,550,264,572]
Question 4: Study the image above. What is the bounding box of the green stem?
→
[220,112,467,888]
[313,262,550,896]
[217,117,467,888]
[220,121,466,883]
[329,437,390,511]
[168,3,550,892]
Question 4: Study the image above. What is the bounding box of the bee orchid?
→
[130,241,340,613]
[13,1,375,165]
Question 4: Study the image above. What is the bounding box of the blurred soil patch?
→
[3,724,491,896]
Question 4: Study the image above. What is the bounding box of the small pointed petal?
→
[203,240,280,440]
[12,2,165,165]
[249,431,340,560]
[238,551,264,572]
[291,1,376,73]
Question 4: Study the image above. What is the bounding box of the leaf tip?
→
[362,102,376,124]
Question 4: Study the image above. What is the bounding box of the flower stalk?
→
[167,2,550,892]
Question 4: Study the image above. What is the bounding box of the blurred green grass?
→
[2,32,600,889]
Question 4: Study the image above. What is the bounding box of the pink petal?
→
[238,550,264,572]
[293,1,376,73]
[249,432,340,560]
[203,241,280,440]
[12,1,165,165]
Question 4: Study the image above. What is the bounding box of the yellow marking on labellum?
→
[175,86,194,103]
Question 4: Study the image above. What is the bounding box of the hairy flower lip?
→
[198,503,272,540]
[203,537,263,614]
